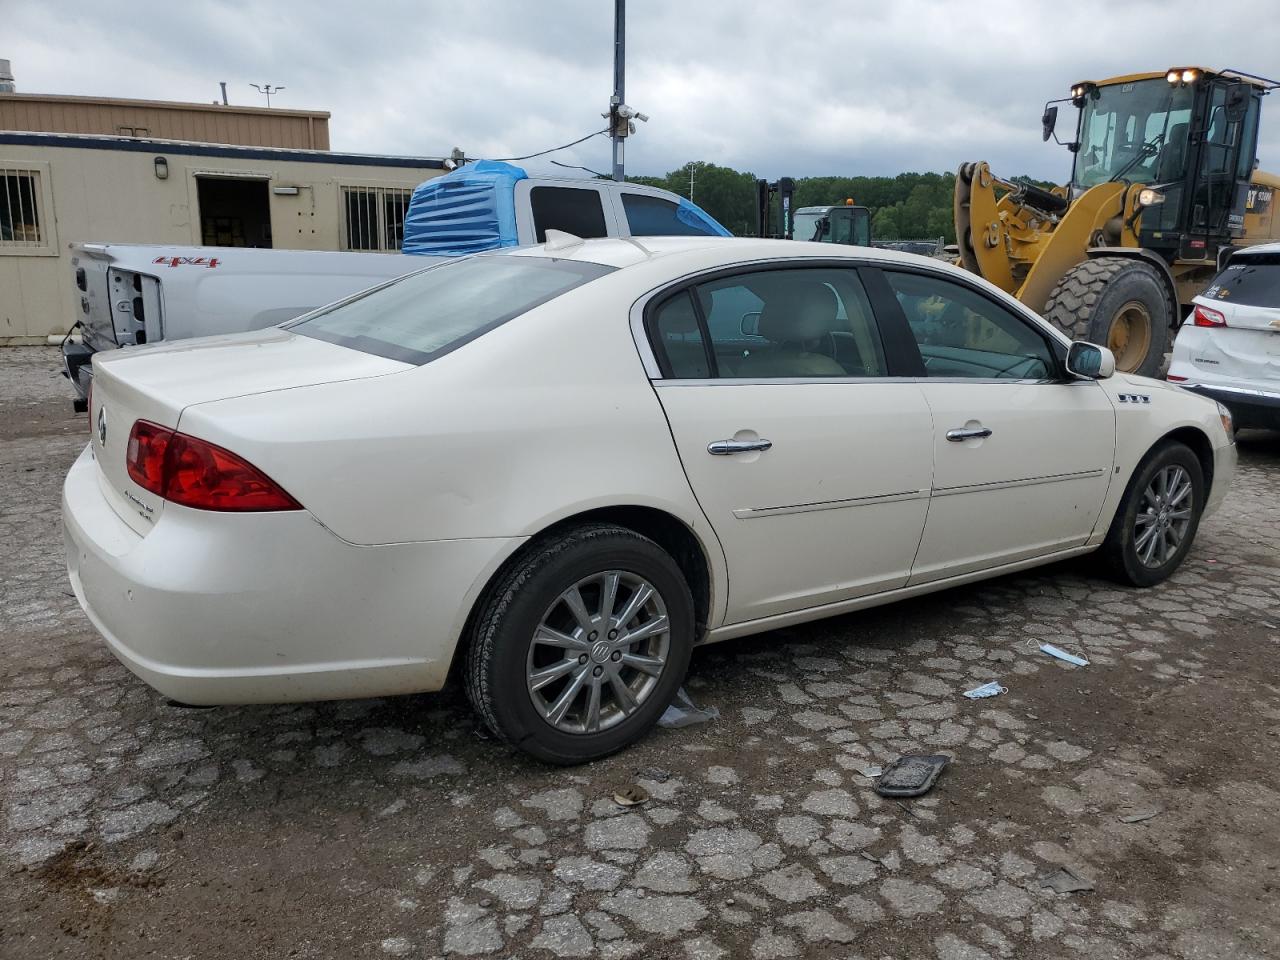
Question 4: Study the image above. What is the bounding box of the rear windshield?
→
[289,255,615,364]
[1203,253,1280,308]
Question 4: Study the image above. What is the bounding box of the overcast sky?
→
[8,0,1279,182]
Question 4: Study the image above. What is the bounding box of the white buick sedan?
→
[64,236,1236,763]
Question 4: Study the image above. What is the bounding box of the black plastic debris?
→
[873,754,950,798]
[1119,808,1162,824]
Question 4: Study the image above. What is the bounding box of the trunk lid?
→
[90,329,410,533]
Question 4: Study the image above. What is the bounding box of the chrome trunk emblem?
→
[97,405,107,445]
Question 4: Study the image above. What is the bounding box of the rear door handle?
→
[708,438,773,455]
[946,427,993,442]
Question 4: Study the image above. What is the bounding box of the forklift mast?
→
[755,177,796,238]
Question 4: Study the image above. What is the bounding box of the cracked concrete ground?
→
[3,345,1279,959]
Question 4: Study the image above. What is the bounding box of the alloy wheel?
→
[526,570,671,734]
[1134,464,1193,568]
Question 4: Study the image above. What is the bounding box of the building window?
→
[342,186,412,252]
[0,167,43,247]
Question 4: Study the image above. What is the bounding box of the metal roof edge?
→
[0,131,447,169]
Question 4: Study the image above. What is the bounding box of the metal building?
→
[0,84,447,343]
[0,91,331,150]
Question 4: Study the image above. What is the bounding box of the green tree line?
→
[630,163,1053,242]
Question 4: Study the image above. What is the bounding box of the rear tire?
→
[1042,257,1172,376]
[1100,441,1205,587]
[464,524,694,765]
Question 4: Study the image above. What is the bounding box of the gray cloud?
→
[8,0,1279,182]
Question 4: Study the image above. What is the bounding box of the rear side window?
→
[622,193,718,237]
[647,267,888,380]
[291,256,614,364]
[1204,253,1280,307]
[530,187,608,242]
[651,292,710,378]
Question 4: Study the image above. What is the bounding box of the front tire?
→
[1042,257,1172,376]
[1100,441,1205,587]
[464,524,695,765]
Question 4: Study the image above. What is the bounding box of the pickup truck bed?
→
[64,245,433,401]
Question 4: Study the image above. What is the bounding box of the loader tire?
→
[1041,257,1172,377]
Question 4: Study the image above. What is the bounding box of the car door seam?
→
[906,382,938,574]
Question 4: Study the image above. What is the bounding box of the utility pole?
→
[610,0,625,181]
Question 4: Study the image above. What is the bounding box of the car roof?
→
[498,235,950,271]
[1228,241,1280,259]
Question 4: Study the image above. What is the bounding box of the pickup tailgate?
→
[89,328,410,534]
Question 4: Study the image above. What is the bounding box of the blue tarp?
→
[402,160,526,257]
[401,159,733,256]
[675,198,732,237]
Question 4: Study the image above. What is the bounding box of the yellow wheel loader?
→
[955,67,1279,374]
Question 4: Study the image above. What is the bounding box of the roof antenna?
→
[543,230,585,251]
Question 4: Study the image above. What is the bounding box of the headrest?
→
[759,283,840,342]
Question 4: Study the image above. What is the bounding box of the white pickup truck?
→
[62,162,728,404]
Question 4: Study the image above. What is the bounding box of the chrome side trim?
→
[932,468,1106,497]
[625,252,1077,382]
[733,489,925,519]
[651,376,1060,387]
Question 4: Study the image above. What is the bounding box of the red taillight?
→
[125,420,301,512]
[126,420,173,495]
[1167,374,1188,382]
[1192,304,1226,328]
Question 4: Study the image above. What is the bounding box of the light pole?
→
[610,0,625,180]
[604,0,646,180]
[689,161,705,201]
[250,83,285,108]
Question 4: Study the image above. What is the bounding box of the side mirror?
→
[1225,86,1249,122]
[741,311,762,337]
[1066,341,1115,380]
[1041,105,1058,142]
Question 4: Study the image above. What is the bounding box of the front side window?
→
[291,255,614,364]
[530,187,608,242]
[650,268,888,379]
[884,271,1056,379]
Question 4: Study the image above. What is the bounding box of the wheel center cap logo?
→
[591,640,611,663]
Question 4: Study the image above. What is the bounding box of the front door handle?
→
[946,427,993,442]
[708,438,773,455]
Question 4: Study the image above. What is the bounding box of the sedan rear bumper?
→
[1181,382,1280,431]
[62,443,522,705]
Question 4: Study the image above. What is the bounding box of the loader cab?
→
[792,204,872,246]
[1063,69,1266,263]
